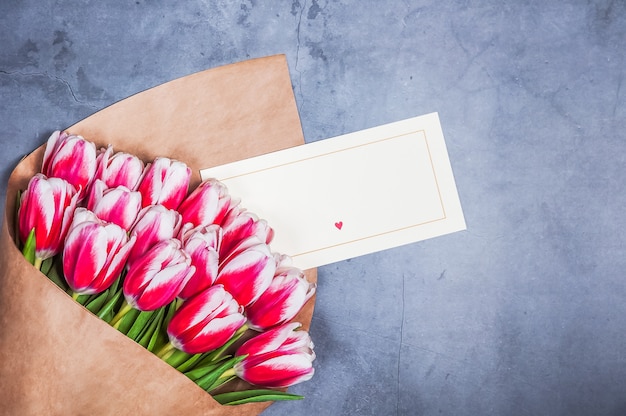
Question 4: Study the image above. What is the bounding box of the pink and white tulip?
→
[178,224,222,300]
[177,178,234,228]
[62,208,136,295]
[219,207,273,259]
[234,322,315,388]
[215,237,275,307]
[137,157,191,210]
[94,145,145,190]
[126,204,182,267]
[167,285,246,354]
[42,131,97,198]
[87,180,142,230]
[18,174,79,260]
[123,238,195,311]
[246,256,316,330]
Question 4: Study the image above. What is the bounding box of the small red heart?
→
[334,221,343,230]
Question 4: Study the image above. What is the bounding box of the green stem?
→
[72,292,80,301]
[110,301,132,328]
[219,368,236,381]
[33,257,43,271]
[175,353,203,373]
[97,289,123,321]
[165,348,190,368]
[156,341,176,360]
[207,367,238,393]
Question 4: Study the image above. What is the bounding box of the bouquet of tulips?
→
[14,130,317,406]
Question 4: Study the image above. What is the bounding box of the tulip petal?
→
[237,322,302,357]
[91,186,142,230]
[62,210,134,295]
[176,314,246,354]
[124,239,194,311]
[64,223,107,293]
[246,268,316,331]
[235,354,315,388]
[167,285,245,354]
[178,179,231,227]
[91,224,134,290]
[216,244,275,307]
[42,130,63,174]
[105,151,145,190]
[127,205,182,266]
[138,158,190,210]
[234,323,315,388]
[159,161,191,208]
[42,132,97,197]
[19,175,78,260]
[178,224,222,299]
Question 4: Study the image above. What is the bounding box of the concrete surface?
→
[1,1,625,415]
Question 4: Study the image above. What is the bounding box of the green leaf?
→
[40,257,54,275]
[104,275,122,304]
[97,289,123,322]
[126,310,155,340]
[175,352,204,373]
[46,257,69,291]
[196,369,225,391]
[183,361,224,382]
[196,356,245,391]
[116,306,141,334]
[21,228,36,265]
[165,348,192,368]
[138,308,164,349]
[152,326,169,353]
[74,293,91,305]
[162,301,177,333]
[212,389,304,406]
[207,375,237,393]
[148,301,177,352]
[193,352,218,370]
[145,309,166,352]
[195,345,239,369]
[85,289,110,314]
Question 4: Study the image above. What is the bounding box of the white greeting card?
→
[200,112,466,270]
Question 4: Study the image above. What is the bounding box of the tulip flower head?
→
[234,322,315,388]
[95,145,145,190]
[246,258,316,331]
[126,204,183,267]
[167,284,246,354]
[42,130,97,198]
[137,157,191,210]
[63,208,136,295]
[18,174,79,261]
[215,237,276,307]
[87,180,142,231]
[178,223,222,300]
[219,207,274,259]
[177,178,234,228]
[123,238,195,311]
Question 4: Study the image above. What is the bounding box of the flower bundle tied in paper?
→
[0,55,317,416]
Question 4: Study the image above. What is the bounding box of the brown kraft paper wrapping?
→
[0,55,317,416]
